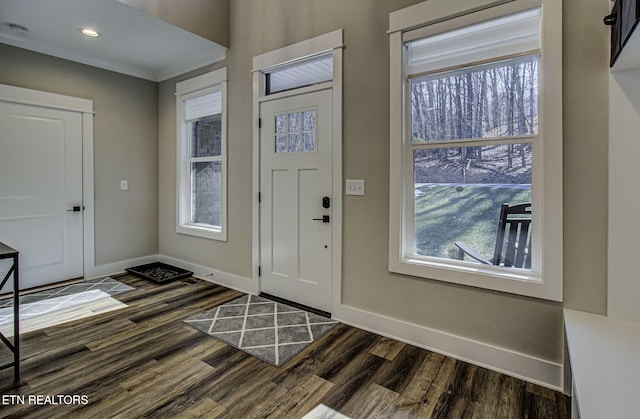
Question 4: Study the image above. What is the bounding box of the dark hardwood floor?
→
[0,274,570,418]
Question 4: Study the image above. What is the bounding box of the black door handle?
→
[312,215,330,223]
[67,206,82,212]
[603,13,617,26]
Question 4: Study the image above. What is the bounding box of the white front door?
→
[0,101,84,291]
[260,89,332,313]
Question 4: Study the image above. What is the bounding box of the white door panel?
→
[0,216,65,268]
[0,102,83,291]
[298,168,330,285]
[260,89,332,312]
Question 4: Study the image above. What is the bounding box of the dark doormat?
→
[183,294,339,366]
[126,262,192,283]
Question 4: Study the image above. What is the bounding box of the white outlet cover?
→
[346,179,365,196]
[120,180,129,190]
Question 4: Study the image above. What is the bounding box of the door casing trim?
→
[251,30,344,313]
[0,83,95,280]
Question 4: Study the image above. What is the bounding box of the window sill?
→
[177,224,226,242]
[389,256,560,301]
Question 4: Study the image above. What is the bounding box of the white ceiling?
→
[0,0,227,82]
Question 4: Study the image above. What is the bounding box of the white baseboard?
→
[85,255,159,279]
[86,254,257,294]
[157,254,258,295]
[333,304,563,391]
[86,254,562,390]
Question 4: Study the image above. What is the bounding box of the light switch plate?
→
[120,180,129,190]
[346,179,365,196]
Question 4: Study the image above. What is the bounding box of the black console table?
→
[0,242,19,382]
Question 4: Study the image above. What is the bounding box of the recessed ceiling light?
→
[80,28,101,38]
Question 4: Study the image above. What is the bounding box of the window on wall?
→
[274,109,317,153]
[265,54,333,95]
[389,0,563,300]
[176,69,227,241]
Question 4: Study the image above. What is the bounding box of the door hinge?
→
[258,192,262,203]
[258,118,262,128]
[258,266,261,276]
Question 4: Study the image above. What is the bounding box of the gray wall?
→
[0,43,159,266]
[0,0,610,368]
[158,0,610,365]
[562,0,610,314]
[117,0,230,47]
[157,63,247,274]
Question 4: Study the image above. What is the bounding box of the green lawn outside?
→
[414,184,532,261]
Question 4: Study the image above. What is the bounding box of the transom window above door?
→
[265,54,333,95]
[274,109,317,153]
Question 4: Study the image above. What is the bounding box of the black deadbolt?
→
[322,196,331,208]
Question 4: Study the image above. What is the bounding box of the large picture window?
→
[389,0,562,300]
[410,54,537,263]
[176,69,227,241]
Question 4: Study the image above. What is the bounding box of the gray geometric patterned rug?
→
[0,276,134,326]
[184,294,339,366]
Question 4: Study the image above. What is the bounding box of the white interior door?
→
[260,89,332,312]
[0,101,84,291]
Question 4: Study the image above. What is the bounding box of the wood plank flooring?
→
[0,274,571,418]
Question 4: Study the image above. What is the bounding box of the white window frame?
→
[176,68,227,241]
[388,0,562,301]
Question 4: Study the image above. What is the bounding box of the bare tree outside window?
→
[411,56,537,263]
[190,115,222,227]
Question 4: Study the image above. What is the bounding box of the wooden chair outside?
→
[455,202,532,269]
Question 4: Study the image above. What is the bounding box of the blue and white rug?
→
[184,294,339,366]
